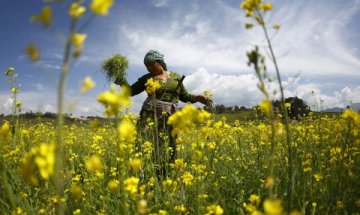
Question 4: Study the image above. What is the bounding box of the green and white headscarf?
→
[144,50,167,70]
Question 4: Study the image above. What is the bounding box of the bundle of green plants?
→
[101,54,129,84]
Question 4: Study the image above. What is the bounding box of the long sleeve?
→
[129,75,149,96]
[115,74,151,96]
[178,82,194,103]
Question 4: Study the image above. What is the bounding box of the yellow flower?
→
[70,185,83,199]
[245,10,254,17]
[118,86,132,106]
[85,155,103,172]
[265,176,274,188]
[313,173,323,182]
[145,78,161,95]
[14,207,25,215]
[263,199,283,215]
[81,76,96,94]
[204,90,214,100]
[97,89,119,105]
[138,199,149,214]
[97,86,132,117]
[263,2,273,11]
[118,118,136,142]
[90,0,114,16]
[71,33,87,49]
[336,201,344,209]
[19,192,28,198]
[181,172,194,186]
[174,205,187,213]
[73,209,81,215]
[16,101,22,107]
[285,102,291,110]
[240,0,262,14]
[199,194,209,199]
[259,99,272,115]
[11,87,19,93]
[167,104,211,137]
[255,15,265,25]
[243,202,257,213]
[162,179,178,193]
[123,177,139,196]
[0,121,11,139]
[108,180,119,193]
[158,210,168,215]
[173,158,185,169]
[245,23,254,29]
[31,6,52,27]
[205,204,224,215]
[129,158,142,172]
[26,43,40,62]
[68,2,87,19]
[290,210,302,215]
[5,67,14,76]
[38,209,46,214]
[273,23,280,30]
[249,194,261,206]
[342,108,360,126]
[20,142,56,184]
[35,143,56,179]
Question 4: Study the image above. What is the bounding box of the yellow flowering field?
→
[1,0,360,214]
[1,108,359,214]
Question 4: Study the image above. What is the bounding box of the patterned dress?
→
[116,71,195,164]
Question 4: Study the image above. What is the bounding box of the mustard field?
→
[1,109,359,215]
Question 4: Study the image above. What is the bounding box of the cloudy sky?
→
[1,0,359,116]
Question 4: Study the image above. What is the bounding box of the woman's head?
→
[144,50,167,75]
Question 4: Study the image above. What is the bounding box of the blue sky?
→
[1,0,360,116]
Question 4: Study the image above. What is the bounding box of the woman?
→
[115,50,209,175]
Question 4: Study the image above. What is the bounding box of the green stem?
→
[55,18,77,215]
[258,11,293,212]
[152,95,161,177]
[11,92,17,148]
[254,58,276,198]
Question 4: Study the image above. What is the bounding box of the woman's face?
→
[145,61,163,76]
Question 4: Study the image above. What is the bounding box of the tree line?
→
[208,96,311,119]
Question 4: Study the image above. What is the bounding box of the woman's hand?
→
[193,95,212,106]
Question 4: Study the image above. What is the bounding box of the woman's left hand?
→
[193,95,212,106]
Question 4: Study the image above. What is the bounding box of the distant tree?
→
[215,104,226,113]
[226,106,233,112]
[273,97,311,119]
[44,112,56,118]
[240,106,248,111]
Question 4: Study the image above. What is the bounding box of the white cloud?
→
[183,68,360,111]
[31,83,44,91]
[185,68,263,107]
[115,0,360,78]
[0,97,13,114]
[153,0,171,8]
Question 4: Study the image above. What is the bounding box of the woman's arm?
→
[178,83,210,105]
[115,74,150,96]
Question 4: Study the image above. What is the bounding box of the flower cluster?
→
[117,114,137,143]
[20,142,56,185]
[80,76,96,94]
[97,85,132,117]
[240,0,280,30]
[167,104,211,137]
[145,78,161,95]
